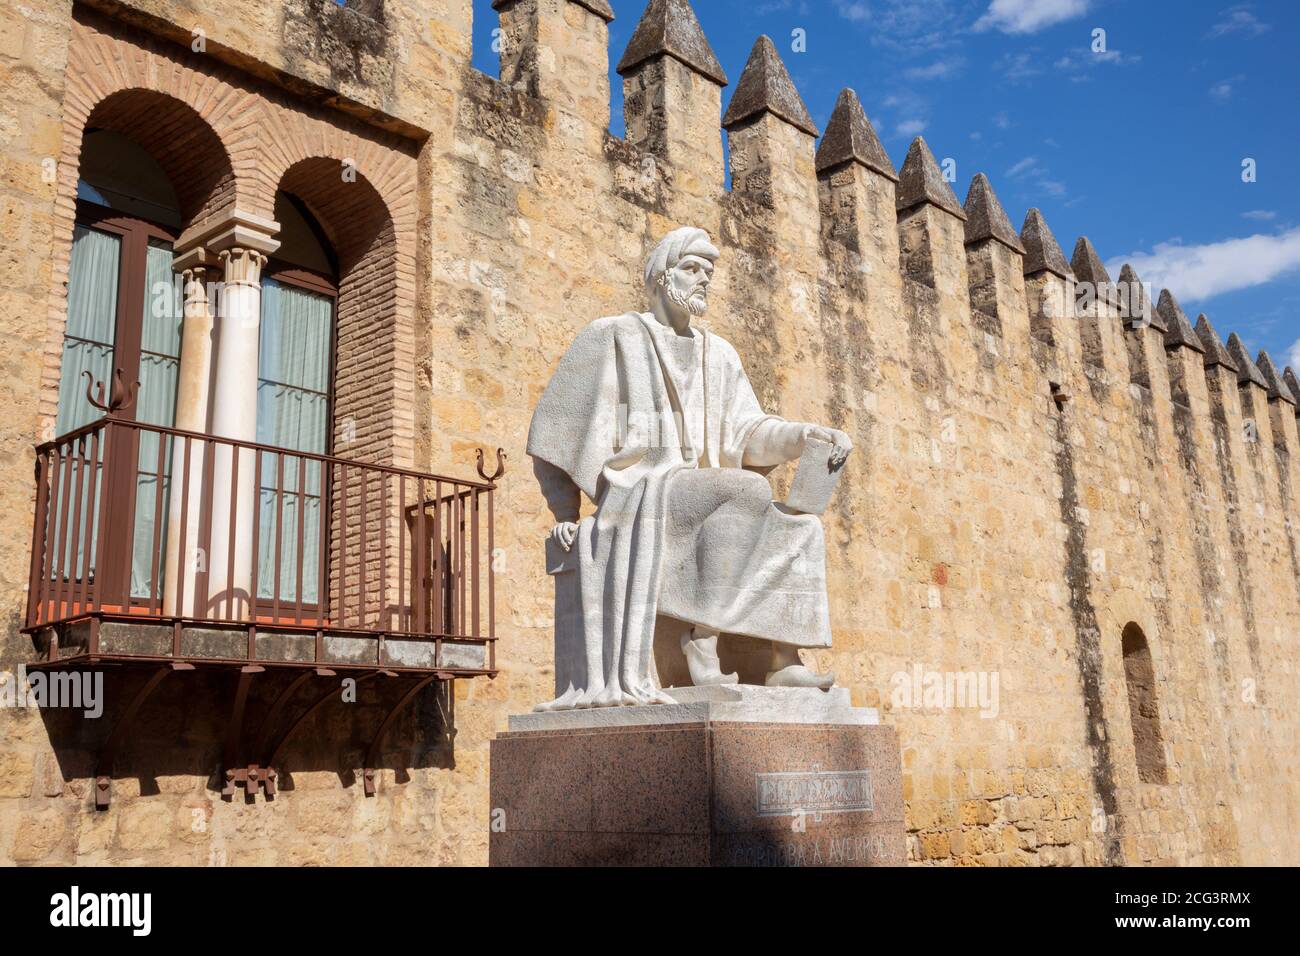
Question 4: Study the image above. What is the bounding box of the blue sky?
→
[471,0,1300,371]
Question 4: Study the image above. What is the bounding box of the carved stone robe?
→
[528,312,831,706]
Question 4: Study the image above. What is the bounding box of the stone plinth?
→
[489,688,904,867]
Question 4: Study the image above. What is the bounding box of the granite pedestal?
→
[489,686,905,866]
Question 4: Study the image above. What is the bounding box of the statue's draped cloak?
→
[527,312,831,705]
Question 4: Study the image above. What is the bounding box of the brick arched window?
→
[1121,623,1169,784]
[55,94,232,605]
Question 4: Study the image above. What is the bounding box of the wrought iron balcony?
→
[25,416,503,678]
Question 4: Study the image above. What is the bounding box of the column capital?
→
[217,247,268,285]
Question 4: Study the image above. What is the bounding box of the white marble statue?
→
[527,227,853,711]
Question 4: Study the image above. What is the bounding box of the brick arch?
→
[58,14,259,222]
[273,158,402,464]
[81,90,235,224]
[43,9,421,471]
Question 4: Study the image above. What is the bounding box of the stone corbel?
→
[175,207,280,273]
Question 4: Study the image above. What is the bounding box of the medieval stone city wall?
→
[0,0,1296,865]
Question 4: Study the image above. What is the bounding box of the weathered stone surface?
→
[1195,314,1238,372]
[816,88,897,181]
[1070,236,1118,307]
[1157,290,1205,353]
[722,35,818,136]
[1256,350,1297,405]
[616,0,726,85]
[493,0,614,20]
[1019,208,1070,279]
[963,173,1023,252]
[1117,264,1158,328]
[896,137,965,219]
[1285,367,1300,409]
[1227,333,1269,388]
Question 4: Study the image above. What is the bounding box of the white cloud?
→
[993,112,1012,130]
[1055,49,1142,75]
[1106,228,1300,302]
[897,118,929,137]
[975,0,1089,34]
[905,57,966,80]
[1288,339,1300,372]
[834,1,872,22]
[1241,210,1276,221]
[1007,156,1039,177]
[1209,80,1234,101]
[994,51,1043,82]
[1209,5,1271,38]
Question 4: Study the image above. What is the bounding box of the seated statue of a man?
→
[527,227,852,710]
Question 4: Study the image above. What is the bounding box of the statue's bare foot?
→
[631,682,678,706]
[681,629,738,686]
[591,684,644,707]
[534,685,583,713]
[765,664,835,690]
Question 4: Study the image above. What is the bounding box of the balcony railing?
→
[25,417,500,675]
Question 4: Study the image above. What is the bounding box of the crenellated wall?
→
[0,0,1296,866]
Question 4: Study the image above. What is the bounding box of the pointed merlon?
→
[1019,208,1070,279]
[722,36,818,135]
[963,174,1024,253]
[1116,264,1159,330]
[896,137,966,220]
[495,0,615,20]
[815,88,898,181]
[1257,350,1297,405]
[1194,314,1238,373]
[1071,237,1117,305]
[1157,290,1204,353]
[1226,333,1268,388]
[1285,367,1300,409]
[616,0,726,85]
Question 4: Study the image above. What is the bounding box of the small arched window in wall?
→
[1121,623,1169,784]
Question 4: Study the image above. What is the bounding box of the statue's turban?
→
[644,227,720,292]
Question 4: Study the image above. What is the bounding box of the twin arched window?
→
[58,129,337,604]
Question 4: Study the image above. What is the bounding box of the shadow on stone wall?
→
[34,666,456,804]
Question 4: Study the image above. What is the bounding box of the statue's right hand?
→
[550,522,579,552]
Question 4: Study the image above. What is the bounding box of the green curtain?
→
[256,279,332,605]
[51,226,120,583]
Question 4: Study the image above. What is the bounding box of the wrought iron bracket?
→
[82,368,139,416]
[476,447,507,484]
[221,665,264,799]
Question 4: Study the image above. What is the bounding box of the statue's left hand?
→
[805,426,853,467]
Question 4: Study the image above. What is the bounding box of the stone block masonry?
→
[0,0,1295,865]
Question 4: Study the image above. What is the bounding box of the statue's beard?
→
[666,281,709,317]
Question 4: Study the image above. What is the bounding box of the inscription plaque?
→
[755,769,874,818]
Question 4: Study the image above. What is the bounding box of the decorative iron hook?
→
[476,447,507,484]
[82,368,139,416]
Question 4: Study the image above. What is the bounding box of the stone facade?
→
[0,0,1297,866]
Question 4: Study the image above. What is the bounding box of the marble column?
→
[163,259,216,616]
[205,245,268,620]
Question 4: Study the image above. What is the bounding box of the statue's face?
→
[663,254,715,318]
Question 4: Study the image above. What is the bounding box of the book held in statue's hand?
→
[782,437,850,515]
